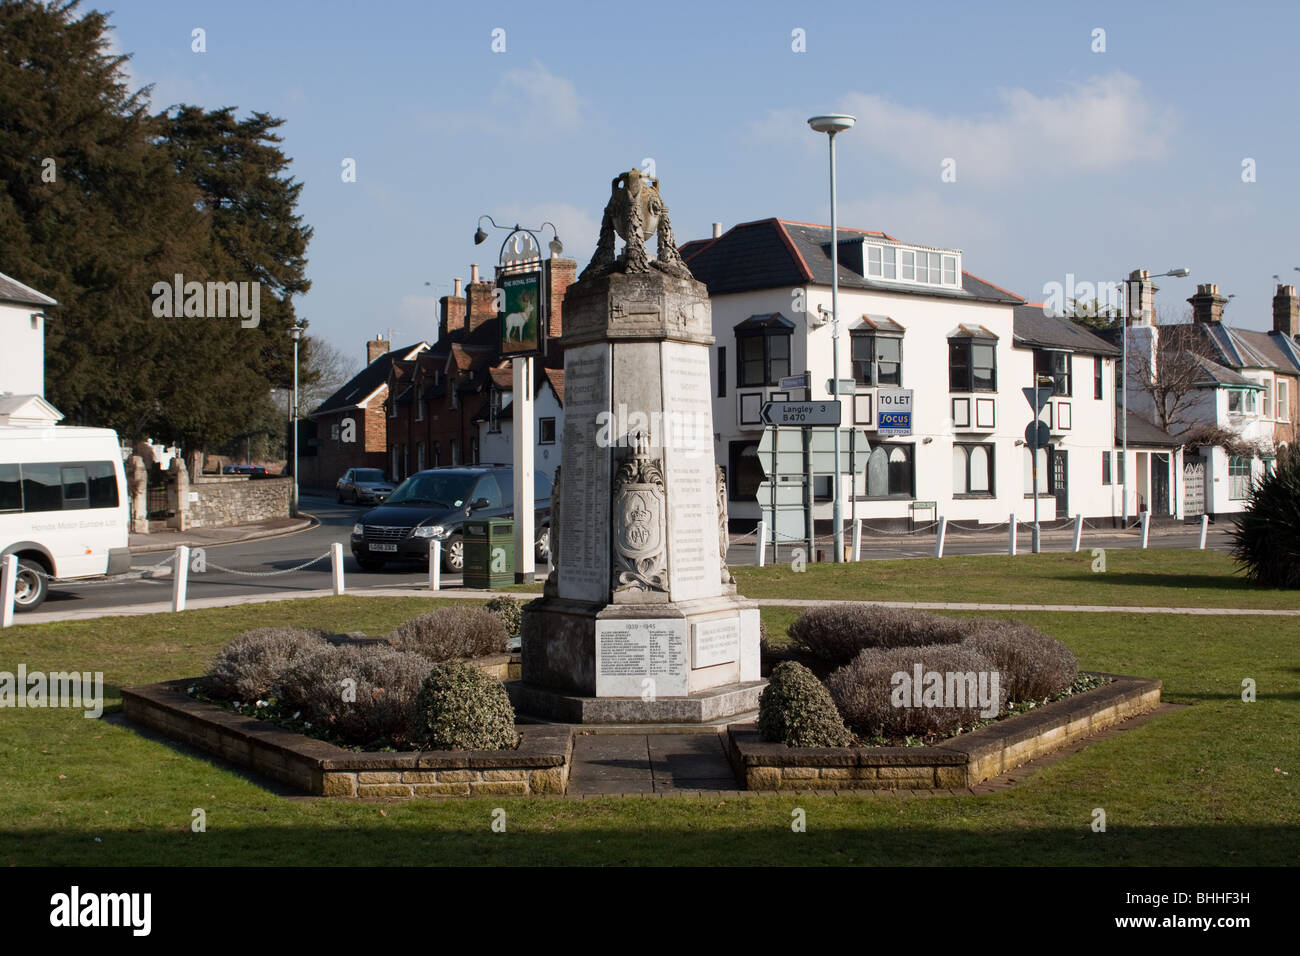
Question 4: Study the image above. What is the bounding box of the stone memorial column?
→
[516,170,762,723]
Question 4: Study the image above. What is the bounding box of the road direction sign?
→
[760,400,842,427]
[877,388,913,436]
[778,373,809,390]
[825,378,857,394]
[1025,421,1050,449]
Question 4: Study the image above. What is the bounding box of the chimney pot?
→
[453,277,462,297]
[712,222,722,239]
[471,264,480,284]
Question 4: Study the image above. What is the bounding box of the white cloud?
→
[753,72,1174,184]
[492,60,584,130]
[838,189,1004,254]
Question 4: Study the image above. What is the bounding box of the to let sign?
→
[876,388,913,436]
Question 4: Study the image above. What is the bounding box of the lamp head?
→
[807,114,856,135]
[473,226,489,245]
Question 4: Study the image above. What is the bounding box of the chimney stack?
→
[712,222,722,239]
[1188,283,1227,325]
[439,279,466,340]
[1125,269,1157,326]
[546,257,578,340]
[1273,284,1299,338]
[465,266,496,334]
[367,334,390,365]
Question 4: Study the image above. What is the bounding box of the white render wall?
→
[0,300,46,396]
[708,285,1135,527]
[478,380,564,482]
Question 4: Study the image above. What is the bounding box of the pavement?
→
[129,515,317,553]
[566,731,737,795]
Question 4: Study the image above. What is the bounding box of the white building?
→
[679,219,1166,537]
[475,364,565,481]
[1115,278,1300,518]
[0,271,61,425]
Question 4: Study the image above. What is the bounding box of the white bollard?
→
[852,518,862,562]
[1140,511,1151,549]
[1008,513,1017,556]
[756,521,766,568]
[1199,513,1209,550]
[429,539,441,590]
[934,516,947,559]
[172,545,189,613]
[331,542,345,595]
[1,554,17,627]
[1072,514,1083,553]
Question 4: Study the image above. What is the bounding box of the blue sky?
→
[103,0,1300,365]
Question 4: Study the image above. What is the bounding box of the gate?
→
[1183,459,1206,515]
[145,464,172,520]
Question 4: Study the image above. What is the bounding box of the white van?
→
[0,425,131,610]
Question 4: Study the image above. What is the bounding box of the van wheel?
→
[12,559,48,611]
[535,525,550,563]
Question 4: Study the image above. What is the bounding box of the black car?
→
[350,465,552,572]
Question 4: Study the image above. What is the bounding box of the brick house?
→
[299,337,428,489]
[385,258,577,482]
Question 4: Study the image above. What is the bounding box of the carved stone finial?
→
[580,169,695,282]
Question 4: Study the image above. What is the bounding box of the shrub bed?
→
[386,606,507,661]
[963,619,1078,703]
[786,604,967,666]
[827,643,1007,741]
[413,661,520,751]
[206,627,329,702]
[757,661,854,748]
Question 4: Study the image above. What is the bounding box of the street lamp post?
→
[1120,268,1189,528]
[289,324,304,516]
[808,113,856,563]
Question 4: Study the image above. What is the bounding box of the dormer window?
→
[865,243,960,288]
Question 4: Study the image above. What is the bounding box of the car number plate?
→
[370,543,398,553]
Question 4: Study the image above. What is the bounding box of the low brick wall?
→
[186,476,291,529]
[122,678,571,798]
[728,674,1162,791]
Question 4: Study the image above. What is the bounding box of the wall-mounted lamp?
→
[922,437,933,444]
[1014,439,1025,447]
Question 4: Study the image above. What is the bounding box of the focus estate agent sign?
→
[876,388,913,436]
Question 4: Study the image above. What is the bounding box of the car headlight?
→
[411,525,445,538]
[352,523,364,536]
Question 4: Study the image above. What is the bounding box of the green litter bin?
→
[462,518,514,589]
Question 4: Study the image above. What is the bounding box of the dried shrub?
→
[206,627,329,702]
[484,595,523,636]
[277,643,432,748]
[413,661,520,751]
[827,643,1007,739]
[963,620,1078,702]
[787,604,967,666]
[758,661,854,748]
[387,605,508,662]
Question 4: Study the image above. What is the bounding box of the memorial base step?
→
[506,679,766,725]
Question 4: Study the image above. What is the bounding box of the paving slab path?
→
[566,732,737,795]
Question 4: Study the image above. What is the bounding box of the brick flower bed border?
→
[726,673,1162,791]
[122,678,571,798]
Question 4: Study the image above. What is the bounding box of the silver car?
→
[337,467,394,504]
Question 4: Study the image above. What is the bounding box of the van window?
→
[62,466,89,507]
[0,464,19,512]
[22,463,63,512]
[88,461,119,508]
[473,474,503,508]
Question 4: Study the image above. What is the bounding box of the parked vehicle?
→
[0,425,131,611]
[350,465,551,572]
[336,467,394,504]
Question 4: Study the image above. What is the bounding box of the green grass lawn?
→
[734,548,1300,609]
[1,566,1296,866]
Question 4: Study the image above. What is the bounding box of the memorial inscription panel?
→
[595,618,688,697]
[691,617,741,669]
[661,341,722,602]
[559,344,612,602]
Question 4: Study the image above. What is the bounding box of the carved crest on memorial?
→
[611,432,668,594]
[581,168,694,282]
